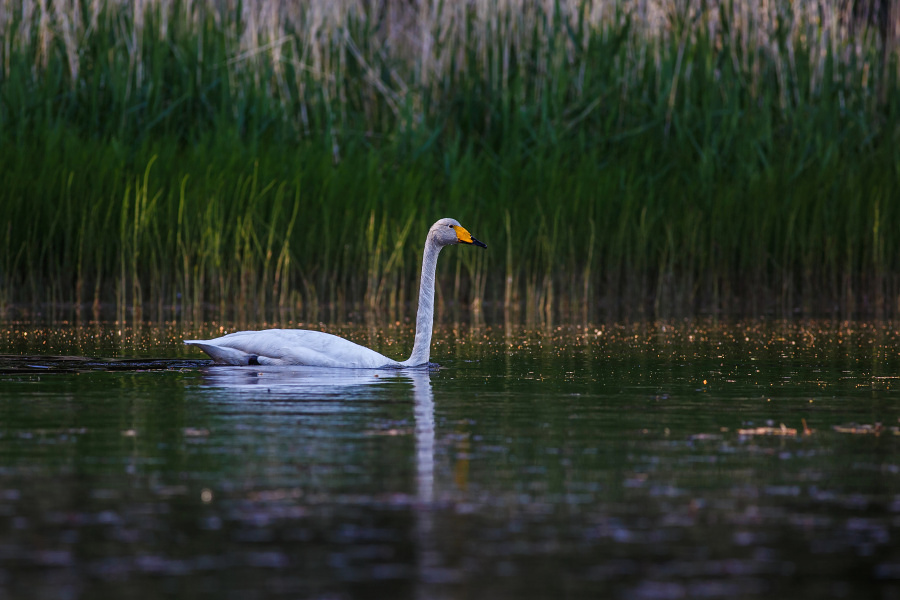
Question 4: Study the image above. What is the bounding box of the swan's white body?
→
[185,218,486,367]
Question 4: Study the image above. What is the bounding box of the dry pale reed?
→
[1,0,895,123]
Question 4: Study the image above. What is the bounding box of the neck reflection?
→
[410,369,434,505]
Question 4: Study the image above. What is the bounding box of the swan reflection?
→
[197,365,438,589]
[198,366,435,500]
[200,365,408,394]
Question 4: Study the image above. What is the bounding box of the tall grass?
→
[0,0,898,321]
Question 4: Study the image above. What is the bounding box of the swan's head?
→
[430,218,487,248]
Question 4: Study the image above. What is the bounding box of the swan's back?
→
[185,329,399,368]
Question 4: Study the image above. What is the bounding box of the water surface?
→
[1,320,899,599]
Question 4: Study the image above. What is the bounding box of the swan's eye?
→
[448,225,454,229]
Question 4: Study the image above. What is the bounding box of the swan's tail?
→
[184,340,258,365]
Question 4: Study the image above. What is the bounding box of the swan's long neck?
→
[403,236,442,366]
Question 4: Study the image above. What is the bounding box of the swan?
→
[184,217,486,367]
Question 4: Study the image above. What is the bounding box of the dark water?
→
[1,319,900,599]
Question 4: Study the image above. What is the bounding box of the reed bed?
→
[0,0,898,321]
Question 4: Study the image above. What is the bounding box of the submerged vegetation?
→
[0,0,898,321]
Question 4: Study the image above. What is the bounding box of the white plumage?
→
[185,217,486,367]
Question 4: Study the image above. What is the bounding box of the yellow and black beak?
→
[453,225,487,248]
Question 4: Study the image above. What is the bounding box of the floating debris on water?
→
[832,423,900,436]
[738,424,798,437]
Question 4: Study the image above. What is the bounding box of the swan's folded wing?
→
[185,329,399,368]
[183,341,253,365]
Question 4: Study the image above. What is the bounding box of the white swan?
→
[184,218,486,367]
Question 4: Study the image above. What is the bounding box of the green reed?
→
[0,0,898,320]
